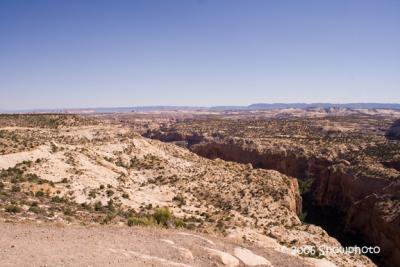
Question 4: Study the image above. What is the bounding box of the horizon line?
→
[2,102,400,113]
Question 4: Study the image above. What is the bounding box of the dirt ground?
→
[0,221,315,267]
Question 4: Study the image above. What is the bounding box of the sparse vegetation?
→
[0,113,397,267]
[5,205,21,213]
[128,216,156,226]
[153,207,172,226]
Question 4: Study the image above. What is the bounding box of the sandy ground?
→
[0,222,314,267]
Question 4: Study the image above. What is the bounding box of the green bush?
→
[63,208,75,216]
[106,189,114,197]
[102,213,116,224]
[94,201,103,211]
[28,206,42,214]
[35,191,45,197]
[5,205,21,213]
[174,219,186,228]
[126,207,175,227]
[51,196,65,203]
[298,211,308,222]
[298,178,313,195]
[88,190,97,198]
[127,216,156,226]
[153,207,172,226]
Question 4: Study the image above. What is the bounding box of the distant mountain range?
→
[1,103,400,114]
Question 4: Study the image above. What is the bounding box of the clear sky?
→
[0,0,399,109]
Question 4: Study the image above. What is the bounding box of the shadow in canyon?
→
[187,141,385,266]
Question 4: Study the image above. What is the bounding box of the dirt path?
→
[0,222,315,267]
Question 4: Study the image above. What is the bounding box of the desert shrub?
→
[122,192,129,199]
[88,189,97,198]
[5,205,21,213]
[185,223,196,230]
[106,189,114,197]
[216,220,225,230]
[51,196,65,203]
[106,199,115,212]
[35,191,45,197]
[50,143,58,153]
[63,208,75,216]
[127,216,156,226]
[11,185,21,192]
[174,219,186,228]
[153,207,172,226]
[172,194,186,206]
[11,176,25,183]
[94,201,103,212]
[298,211,308,222]
[28,206,42,214]
[80,202,92,211]
[102,213,116,224]
[298,178,313,195]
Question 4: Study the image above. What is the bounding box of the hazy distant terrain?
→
[2,103,400,114]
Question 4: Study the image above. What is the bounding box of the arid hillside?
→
[0,114,375,267]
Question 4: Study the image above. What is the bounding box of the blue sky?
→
[0,0,399,109]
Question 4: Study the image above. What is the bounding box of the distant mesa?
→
[247,103,400,110]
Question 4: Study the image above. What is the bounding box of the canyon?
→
[141,113,400,267]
